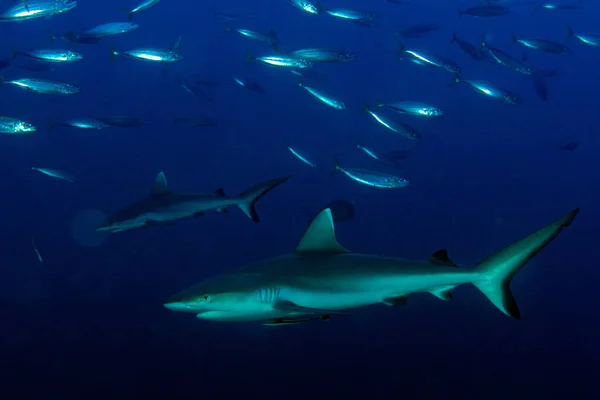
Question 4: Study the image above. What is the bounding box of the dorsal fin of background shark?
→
[151,171,170,195]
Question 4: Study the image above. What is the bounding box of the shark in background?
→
[96,172,291,233]
[164,206,579,325]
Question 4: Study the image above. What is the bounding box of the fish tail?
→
[472,208,579,319]
[396,42,406,57]
[450,31,456,44]
[566,25,575,41]
[330,157,341,175]
[109,46,119,61]
[479,33,488,50]
[449,73,461,87]
[120,8,134,21]
[237,176,291,223]
[11,48,19,60]
[510,33,517,45]
[245,48,254,65]
[360,101,370,113]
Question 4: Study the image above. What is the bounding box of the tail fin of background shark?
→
[237,176,291,223]
[473,208,579,319]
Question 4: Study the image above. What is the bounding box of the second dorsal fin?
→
[429,249,459,268]
[296,208,349,253]
[151,171,170,195]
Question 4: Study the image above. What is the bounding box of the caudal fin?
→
[237,176,291,222]
[473,208,579,319]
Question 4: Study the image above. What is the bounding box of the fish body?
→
[399,23,440,38]
[83,22,139,37]
[459,5,509,17]
[233,77,265,93]
[55,118,109,129]
[377,101,443,118]
[298,82,345,110]
[122,0,159,19]
[451,32,487,60]
[99,116,143,127]
[3,78,79,94]
[398,44,460,73]
[173,117,218,127]
[288,146,316,168]
[164,207,578,324]
[231,28,279,49]
[451,74,522,104]
[480,37,535,75]
[325,8,377,25]
[289,48,355,63]
[31,167,75,183]
[363,104,421,140]
[0,117,36,134]
[287,0,322,15]
[96,172,290,233]
[112,48,182,62]
[356,144,382,161]
[566,26,600,47]
[512,36,570,54]
[0,0,77,22]
[540,2,582,10]
[251,54,313,69]
[332,158,409,189]
[13,49,83,63]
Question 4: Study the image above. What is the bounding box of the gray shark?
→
[164,207,579,325]
[96,172,291,233]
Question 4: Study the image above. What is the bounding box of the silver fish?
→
[451,74,522,104]
[111,48,182,62]
[332,157,409,189]
[248,52,312,69]
[52,118,109,129]
[289,48,355,63]
[512,35,570,54]
[0,117,36,134]
[122,0,159,20]
[398,44,460,73]
[377,101,443,117]
[287,0,321,15]
[2,78,80,95]
[288,146,316,168]
[83,22,139,37]
[0,0,77,22]
[356,144,382,161]
[298,82,345,110]
[566,26,600,47]
[325,8,377,25]
[363,103,421,140]
[13,48,83,63]
[31,167,75,183]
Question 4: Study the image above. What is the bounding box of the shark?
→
[164,206,579,325]
[96,172,291,233]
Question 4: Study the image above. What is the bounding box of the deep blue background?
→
[1,0,599,398]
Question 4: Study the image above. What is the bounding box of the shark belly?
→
[279,286,382,311]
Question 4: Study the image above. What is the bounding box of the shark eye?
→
[202,295,211,302]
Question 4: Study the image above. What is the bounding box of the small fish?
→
[233,77,265,93]
[451,74,522,104]
[51,118,109,130]
[289,48,355,63]
[0,0,78,22]
[451,32,487,61]
[110,48,182,62]
[122,0,159,20]
[398,43,460,73]
[51,32,103,45]
[480,36,535,75]
[362,103,421,140]
[325,8,378,26]
[531,75,548,101]
[18,62,56,72]
[512,35,570,54]
[247,51,313,69]
[31,167,75,183]
[399,23,440,38]
[32,238,43,263]
[357,144,383,161]
[0,117,36,134]
[559,141,580,151]
[1,78,80,95]
[377,101,443,118]
[539,2,582,11]
[298,82,345,110]
[173,117,218,127]
[331,157,409,189]
[212,9,257,21]
[13,48,83,63]
[288,146,316,168]
[82,22,139,37]
[226,26,279,50]
[459,5,509,17]
[287,0,322,15]
[566,26,600,47]
[99,116,144,128]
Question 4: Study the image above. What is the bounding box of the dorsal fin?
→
[429,249,459,268]
[296,208,349,253]
[151,171,169,195]
[215,188,226,196]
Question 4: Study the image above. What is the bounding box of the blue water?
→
[1,0,599,398]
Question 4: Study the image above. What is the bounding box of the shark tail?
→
[472,208,579,319]
[237,176,291,223]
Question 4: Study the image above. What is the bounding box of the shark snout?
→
[163,301,198,312]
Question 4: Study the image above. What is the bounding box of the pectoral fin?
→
[382,295,408,306]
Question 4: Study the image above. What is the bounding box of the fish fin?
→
[263,314,336,326]
[11,48,19,60]
[237,175,291,222]
[274,300,348,315]
[429,249,459,267]
[360,101,370,113]
[449,73,461,87]
[217,208,228,214]
[120,8,133,20]
[245,48,253,65]
[151,171,169,195]
[396,42,406,57]
[215,188,226,196]
[109,47,119,61]
[566,25,575,41]
[473,208,579,319]
[430,287,454,301]
[450,31,457,44]
[382,295,408,306]
[330,156,341,175]
[296,208,349,253]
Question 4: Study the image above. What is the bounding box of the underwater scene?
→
[1,0,599,398]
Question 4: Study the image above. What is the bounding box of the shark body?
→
[165,207,579,325]
[97,172,290,233]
